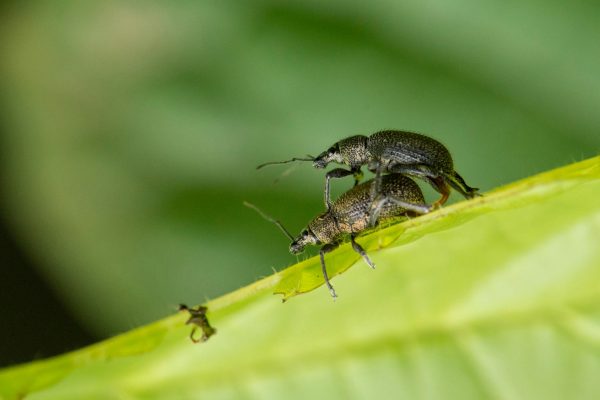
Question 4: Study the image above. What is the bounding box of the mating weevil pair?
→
[254,130,479,298]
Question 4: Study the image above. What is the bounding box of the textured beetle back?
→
[367,130,454,173]
[331,174,425,234]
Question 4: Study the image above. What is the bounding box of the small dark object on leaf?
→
[179,304,216,343]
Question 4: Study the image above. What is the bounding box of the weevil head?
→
[289,212,339,254]
[313,143,343,169]
[289,228,318,254]
[313,135,370,169]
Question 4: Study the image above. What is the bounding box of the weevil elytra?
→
[258,130,479,210]
[179,304,216,343]
[246,173,430,298]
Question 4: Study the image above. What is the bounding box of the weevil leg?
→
[444,171,480,199]
[369,195,430,227]
[350,234,375,269]
[425,176,451,208]
[387,163,479,203]
[386,197,431,215]
[387,163,451,206]
[367,164,383,227]
[320,242,341,299]
[324,168,356,209]
[369,195,387,227]
[352,168,364,187]
[369,162,385,204]
[386,163,436,181]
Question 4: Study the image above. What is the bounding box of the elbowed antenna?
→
[243,201,295,241]
[256,155,315,170]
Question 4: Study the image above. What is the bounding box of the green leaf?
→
[1,156,599,400]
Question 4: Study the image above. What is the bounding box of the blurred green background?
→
[0,1,598,367]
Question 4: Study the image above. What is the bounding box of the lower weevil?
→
[247,173,430,298]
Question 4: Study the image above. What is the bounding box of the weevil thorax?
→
[338,135,370,168]
[313,135,370,169]
[307,211,339,245]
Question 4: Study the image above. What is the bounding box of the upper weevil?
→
[246,173,430,298]
[258,130,479,210]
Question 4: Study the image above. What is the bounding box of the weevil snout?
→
[313,144,342,169]
[289,240,304,254]
[312,158,328,169]
[290,229,318,254]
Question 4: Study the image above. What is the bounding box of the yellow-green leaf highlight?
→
[1,156,599,400]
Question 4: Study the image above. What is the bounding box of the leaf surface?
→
[1,156,599,400]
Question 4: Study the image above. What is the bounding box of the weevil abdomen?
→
[330,173,426,233]
[367,130,454,173]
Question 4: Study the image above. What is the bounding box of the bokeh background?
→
[1,1,598,367]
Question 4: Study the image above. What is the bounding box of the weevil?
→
[246,173,430,298]
[258,130,479,211]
